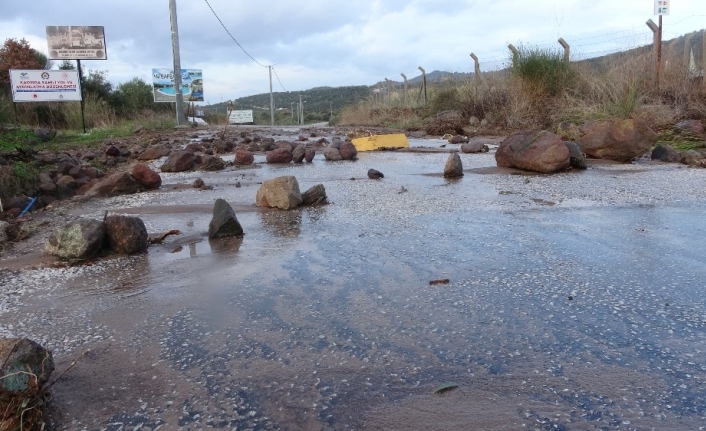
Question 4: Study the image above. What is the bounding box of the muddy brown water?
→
[2,136,706,430]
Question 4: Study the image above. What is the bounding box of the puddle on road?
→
[2,149,706,430]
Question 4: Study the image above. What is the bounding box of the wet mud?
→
[2,134,706,430]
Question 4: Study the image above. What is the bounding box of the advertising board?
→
[46,26,107,60]
[152,68,204,102]
[229,110,254,124]
[9,69,82,102]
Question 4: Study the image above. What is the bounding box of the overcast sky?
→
[1,0,703,105]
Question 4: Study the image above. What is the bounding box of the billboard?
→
[46,26,107,60]
[152,68,204,102]
[9,70,82,102]
[229,110,254,124]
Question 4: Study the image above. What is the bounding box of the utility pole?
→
[291,102,295,119]
[268,65,274,126]
[299,95,303,125]
[657,15,663,87]
[169,0,186,125]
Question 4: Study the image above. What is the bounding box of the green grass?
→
[511,45,578,97]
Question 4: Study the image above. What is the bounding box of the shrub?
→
[511,45,578,97]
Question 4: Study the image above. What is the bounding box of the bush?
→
[511,45,578,97]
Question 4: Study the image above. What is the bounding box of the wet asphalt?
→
[1,134,706,430]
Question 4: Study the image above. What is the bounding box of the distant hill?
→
[205,29,704,115]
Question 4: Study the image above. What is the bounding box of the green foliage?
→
[81,68,113,100]
[0,128,35,153]
[0,38,47,95]
[112,77,162,116]
[510,45,578,96]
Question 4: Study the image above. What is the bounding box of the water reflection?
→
[259,209,302,238]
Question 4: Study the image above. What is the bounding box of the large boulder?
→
[496,130,570,174]
[564,141,587,169]
[301,184,328,206]
[137,145,170,161]
[161,151,195,172]
[45,219,105,259]
[681,150,704,167]
[0,338,54,396]
[255,176,303,210]
[674,120,704,136]
[339,142,358,160]
[266,147,293,164]
[208,198,244,239]
[105,215,148,254]
[200,154,226,171]
[444,153,464,178]
[88,172,142,197]
[577,119,657,162]
[130,163,162,189]
[651,144,682,163]
[423,110,466,135]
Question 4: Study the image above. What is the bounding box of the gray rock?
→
[161,151,195,172]
[367,169,384,179]
[461,142,488,154]
[200,154,226,171]
[105,215,148,254]
[45,219,105,259]
[193,178,205,188]
[304,149,316,163]
[323,147,343,161]
[444,152,464,178]
[208,198,244,239]
[564,141,587,169]
[302,184,328,206]
[255,176,303,210]
[651,144,682,163]
[0,338,54,396]
[681,150,703,167]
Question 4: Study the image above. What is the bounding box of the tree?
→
[58,60,76,70]
[0,38,47,94]
[115,78,156,114]
[81,68,112,100]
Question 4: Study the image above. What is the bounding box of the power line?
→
[202,0,267,67]
[271,66,288,92]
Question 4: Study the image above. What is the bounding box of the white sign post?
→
[9,70,82,102]
[229,110,254,124]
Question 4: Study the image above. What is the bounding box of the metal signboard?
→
[229,110,254,124]
[9,69,82,102]
[46,26,107,60]
[654,0,670,15]
[152,68,204,102]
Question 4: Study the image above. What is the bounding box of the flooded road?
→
[2,141,706,430]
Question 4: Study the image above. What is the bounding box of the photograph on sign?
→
[152,68,204,102]
[9,69,82,102]
[46,26,107,60]
[229,110,254,124]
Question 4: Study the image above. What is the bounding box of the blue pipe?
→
[18,196,38,218]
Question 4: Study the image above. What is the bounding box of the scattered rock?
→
[448,135,468,144]
[104,145,121,157]
[339,142,358,160]
[33,128,55,143]
[423,110,465,135]
[304,149,316,163]
[137,145,170,161]
[200,154,226,171]
[130,163,162,189]
[4,196,30,211]
[0,338,54,396]
[323,147,343,161]
[367,169,384,179]
[651,144,682,163]
[105,215,149,254]
[301,184,328,206]
[275,141,295,152]
[461,142,488,153]
[193,178,205,188]
[564,141,587,169]
[88,172,142,197]
[255,176,303,210]
[496,130,570,174]
[235,149,254,165]
[161,151,195,172]
[45,219,105,259]
[577,119,657,162]
[266,148,293,164]
[681,150,703,167]
[292,144,306,163]
[444,152,464,178]
[674,119,704,136]
[208,198,244,239]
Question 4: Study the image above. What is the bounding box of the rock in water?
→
[323,147,343,161]
[0,338,54,396]
[339,142,358,160]
[496,130,570,174]
[367,169,384,179]
[235,149,254,165]
[301,184,328,206]
[130,163,162,189]
[304,148,316,163]
[88,172,142,197]
[444,152,464,178]
[292,144,306,163]
[266,148,293,164]
[255,176,302,210]
[105,215,148,254]
[200,154,226,171]
[45,219,105,259]
[209,199,244,239]
[161,151,195,172]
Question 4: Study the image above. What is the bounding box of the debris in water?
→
[429,279,450,286]
[434,383,459,394]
